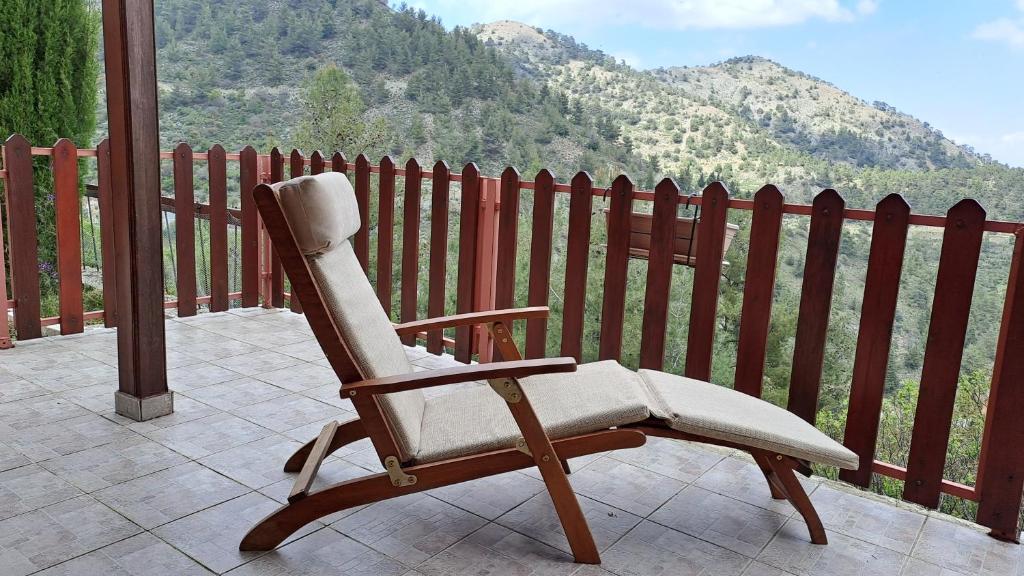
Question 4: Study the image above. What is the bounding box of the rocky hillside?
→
[475,21,978,183]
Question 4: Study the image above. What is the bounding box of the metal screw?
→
[776,455,783,461]
[542,455,550,462]
[349,390,356,397]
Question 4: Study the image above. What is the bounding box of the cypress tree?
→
[0,0,100,297]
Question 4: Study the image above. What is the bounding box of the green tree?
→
[294,64,388,157]
[0,0,100,300]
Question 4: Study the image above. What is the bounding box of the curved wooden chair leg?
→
[560,459,572,475]
[751,453,787,500]
[241,472,394,551]
[767,454,828,545]
[283,418,367,472]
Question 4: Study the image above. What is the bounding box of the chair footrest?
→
[288,420,339,502]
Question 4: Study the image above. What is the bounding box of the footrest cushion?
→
[638,369,859,469]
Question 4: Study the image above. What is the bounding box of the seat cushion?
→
[415,360,650,464]
[638,369,859,469]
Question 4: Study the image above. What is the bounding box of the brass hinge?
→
[488,378,522,403]
[384,456,417,487]
[515,437,531,456]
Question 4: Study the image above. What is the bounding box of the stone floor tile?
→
[165,348,207,370]
[429,470,547,520]
[39,435,188,492]
[609,437,728,483]
[757,518,907,576]
[168,362,246,392]
[182,377,290,411]
[497,492,641,554]
[296,382,355,410]
[27,361,119,393]
[900,557,969,575]
[211,350,304,377]
[0,378,48,404]
[58,382,119,414]
[911,517,1023,575]
[178,338,262,363]
[144,412,273,459]
[252,362,340,392]
[153,492,319,574]
[0,396,91,435]
[0,442,31,473]
[339,439,388,472]
[418,523,579,576]
[275,339,328,363]
[199,434,304,489]
[0,464,82,520]
[600,520,750,576]
[809,484,925,554]
[231,395,340,433]
[282,416,362,452]
[333,492,488,565]
[568,457,686,517]
[225,526,408,576]
[35,532,212,575]
[261,457,377,523]
[0,495,141,576]
[649,485,787,558]
[5,413,139,462]
[125,395,219,434]
[742,561,797,575]
[695,456,817,516]
[94,462,248,529]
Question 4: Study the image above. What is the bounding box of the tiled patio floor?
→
[0,308,1021,575]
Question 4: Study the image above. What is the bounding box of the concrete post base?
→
[114,390,174,421]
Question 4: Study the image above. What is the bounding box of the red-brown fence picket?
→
[525,169,556,359]
[53,139,84,334]
[377,156,396,317]
[638,178,680,370]
[208,145,229,312]
[560,172,594,362]
[399,158,423,346]
[599,175,634,361]
[685,181,730,380]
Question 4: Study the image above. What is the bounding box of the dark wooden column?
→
[102,0,172,420]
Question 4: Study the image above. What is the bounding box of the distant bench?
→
[603,209,739,267]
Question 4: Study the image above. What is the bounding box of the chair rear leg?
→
[535,454,600,564]
[765,454,828,545]
[284,418,367,472]
[751,453,787,500]
[560,459,572,475]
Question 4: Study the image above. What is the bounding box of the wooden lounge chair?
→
[240,172,859,564]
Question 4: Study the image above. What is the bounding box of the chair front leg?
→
[761,451,828,545]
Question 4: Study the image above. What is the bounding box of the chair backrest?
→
[261,172,425,462]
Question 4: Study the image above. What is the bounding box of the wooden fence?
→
[1,134,1023,542]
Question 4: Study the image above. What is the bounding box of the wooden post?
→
[377,156,396,317]
[0,194,12,348]
[841,194,910,487]
[399,158,422,346]
[455,163,481,363]
[976,228,1024,543]
[426,161,450,355]
[53,138,84,334]
[599,175,634,361]
[239,146,259,307]
[733,185,785,396]
[2,134,41,340]
[96,139,118,326]
[493,167,521,358]
[102,0,172,420]
[526,170,556,359]
[208,144,229,312]
[173,142,196,317]
[560,172,593,362]
[787,189,844,423]
[638,178,680,370]
[904,200,986,508]
[268,148,285,308]
[685,181,730,381]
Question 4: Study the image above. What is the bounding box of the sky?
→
[409,0,1024,167]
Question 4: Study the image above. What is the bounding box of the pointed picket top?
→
[433,159,450,174]
[462,162,480,181]
[355,153,370,166]
[4,133,29,149]
[174,141,192,158]
[310,150,325,174]
[405,157,421,173]
[610,174,634,197]
[701,180,730,207]
[290,148,303,163]
[240,144,257,157]
[571,171,594,189]
[380,155,395,172]
[654,177,681,198]
[209,143,225,156]
[331,151,347,172]
[53,138,77,161]
[946,198,987,227]
[535,168,556,187]
[875,193,911,220]
[501,166,521,181]
[753,184,784,209]
[813,188,845,209]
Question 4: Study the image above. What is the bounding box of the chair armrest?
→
[393,306,549,337]
[344,356,575,397]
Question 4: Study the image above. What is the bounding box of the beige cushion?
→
[416,360,650,464]
[639,369,859,469]
[274,173,360,255]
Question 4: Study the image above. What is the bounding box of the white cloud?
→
[1002,131,1024,144]
[973,18,1024,49]
[445,0,874,31]
[856,0,878,16]
[973,2,1024,49]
